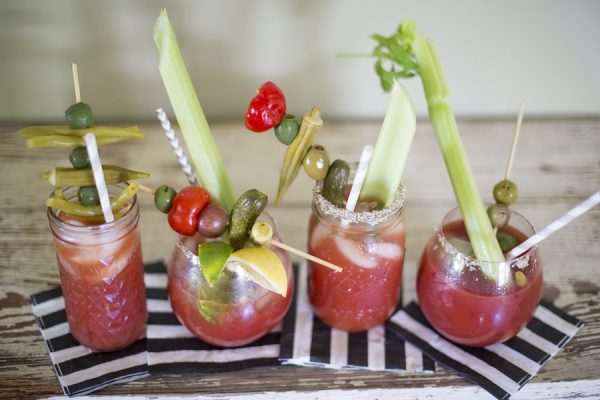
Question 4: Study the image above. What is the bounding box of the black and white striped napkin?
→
[144,261,282,374]
[279,264,435,373]
[30,288,148,396]
[388,301,584,400]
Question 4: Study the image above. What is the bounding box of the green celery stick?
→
[369,20,504,279]
[360,81,416,206]
[153,9,236,211]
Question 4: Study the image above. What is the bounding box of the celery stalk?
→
[153,10,236,211]
[360,81,416,206]
[370,20,504,278]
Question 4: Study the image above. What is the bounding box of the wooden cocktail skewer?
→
[504,102,526,181]
[268,239,342,272]
[137,183,155,194]
[71,63,81,103]
[493,102,525,234]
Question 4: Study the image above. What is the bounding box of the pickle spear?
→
[275,106,323,206]
[42,165,149,187]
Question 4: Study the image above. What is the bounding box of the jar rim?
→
[312,180,405,227]
[47,185,139,243]
[436,206,537,268]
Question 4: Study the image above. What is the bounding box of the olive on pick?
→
[303,144,330,180]
[487,203,510,228]
[493,179,519,205]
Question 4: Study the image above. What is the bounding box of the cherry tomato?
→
[168,186,211,236]
[245,81,286,132]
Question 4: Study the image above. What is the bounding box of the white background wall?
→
[1,0,599,122]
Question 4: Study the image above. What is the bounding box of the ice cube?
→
[447,237,475,258]
[68,236,136,278]
[369,242,403,260]
[309,222,330,251]
[334,236,378,269]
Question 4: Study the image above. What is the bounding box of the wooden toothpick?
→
[269,239,343,272]
[504,102,526,180]
[71,63,81,103]
[137,183,156,195]
[494,102,526,234]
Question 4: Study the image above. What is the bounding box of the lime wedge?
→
[228,247,288,296]
[198,242,234,285]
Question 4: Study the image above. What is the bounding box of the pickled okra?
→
[42,165,149,187]
[19,125,144,148]
[46,183,139,217]
[18,125,142,138]
[275,106,323,205]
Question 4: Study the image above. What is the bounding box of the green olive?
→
[274,113,299,145]
[69,146,90,169]
[65,102,93,129]
[154,185,177,214]
[303,144,330,180]
[493,179,519,205]
[487,203,510,228]
[78,186,100,206]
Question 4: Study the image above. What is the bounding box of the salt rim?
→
[435,229,532,271]
[313,180,405,226]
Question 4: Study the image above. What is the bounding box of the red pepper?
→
[245,81,286,132]
[168,186,211,236]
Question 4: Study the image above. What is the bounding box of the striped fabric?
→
[30,288,148,396]
[144,262,281,374]
[279,264,435,373]
[388,301,584,400]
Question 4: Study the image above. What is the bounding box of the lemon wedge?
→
[228,247,288,296]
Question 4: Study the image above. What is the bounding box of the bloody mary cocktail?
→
[417,207,542,347]
[48,186,147,352]
[308,181,406,332]
[167,213,294,347]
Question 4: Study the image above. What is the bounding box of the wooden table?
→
[1,118,599,399]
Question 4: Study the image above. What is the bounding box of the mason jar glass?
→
[307,176,406,332]
[48,185,147,352]
[417,207,543,347]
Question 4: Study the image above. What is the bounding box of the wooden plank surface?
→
[0,117,599,398]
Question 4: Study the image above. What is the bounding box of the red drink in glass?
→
[167,213,294,347]
[307,181,406,331]
[48,186,147,352]
[417,207,542,347]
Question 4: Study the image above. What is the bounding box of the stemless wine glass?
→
[417,207,543,347]
[48,185,147,352]
[307,168,406,332]
[167,212,294,347]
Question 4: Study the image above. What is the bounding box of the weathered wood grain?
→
[0,118,599,398]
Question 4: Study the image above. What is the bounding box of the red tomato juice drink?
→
[417,207,542,347]
[48,186,147,352]
[307,181,406,332]
[167,213,294,347]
